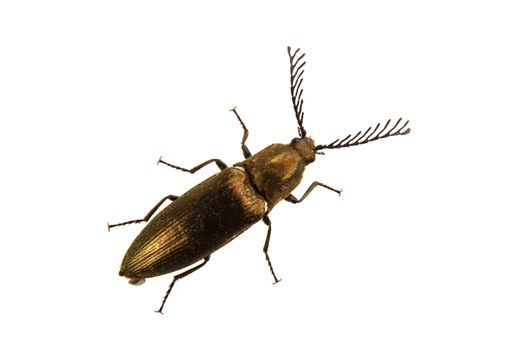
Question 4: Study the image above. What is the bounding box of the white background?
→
[1,1,524,349]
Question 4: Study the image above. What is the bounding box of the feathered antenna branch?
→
[288,46,307,138]
[315,118,411,151]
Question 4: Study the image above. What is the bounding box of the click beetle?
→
[109,47,411,313]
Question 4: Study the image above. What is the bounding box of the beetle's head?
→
[287,46,411,157]
[291,137,316,164]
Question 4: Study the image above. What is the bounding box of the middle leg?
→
[157,157,227,173]
[262,214,281,284]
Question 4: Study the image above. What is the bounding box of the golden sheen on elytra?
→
[108,46,411,314]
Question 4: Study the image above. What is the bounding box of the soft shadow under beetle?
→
[109,47,411,313]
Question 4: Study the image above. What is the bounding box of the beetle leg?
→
[262,215,281,284]
[285,181,342,204]
[157,157,227,172]
[107,194,179,231]
[230,106,252,159]
[155,256,210,314]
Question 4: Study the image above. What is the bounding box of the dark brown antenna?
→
[288,46,307,138]
[315,118,411,151]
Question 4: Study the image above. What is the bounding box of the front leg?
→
[285,181,342,204]
[230,107,252,159]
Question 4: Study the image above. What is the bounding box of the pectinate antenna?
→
[315,118,411,151]
[288,46,307,138]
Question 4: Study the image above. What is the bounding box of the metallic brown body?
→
[110,46,410,313]
[120,167,266,280]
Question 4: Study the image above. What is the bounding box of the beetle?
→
[108,47,411,313]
